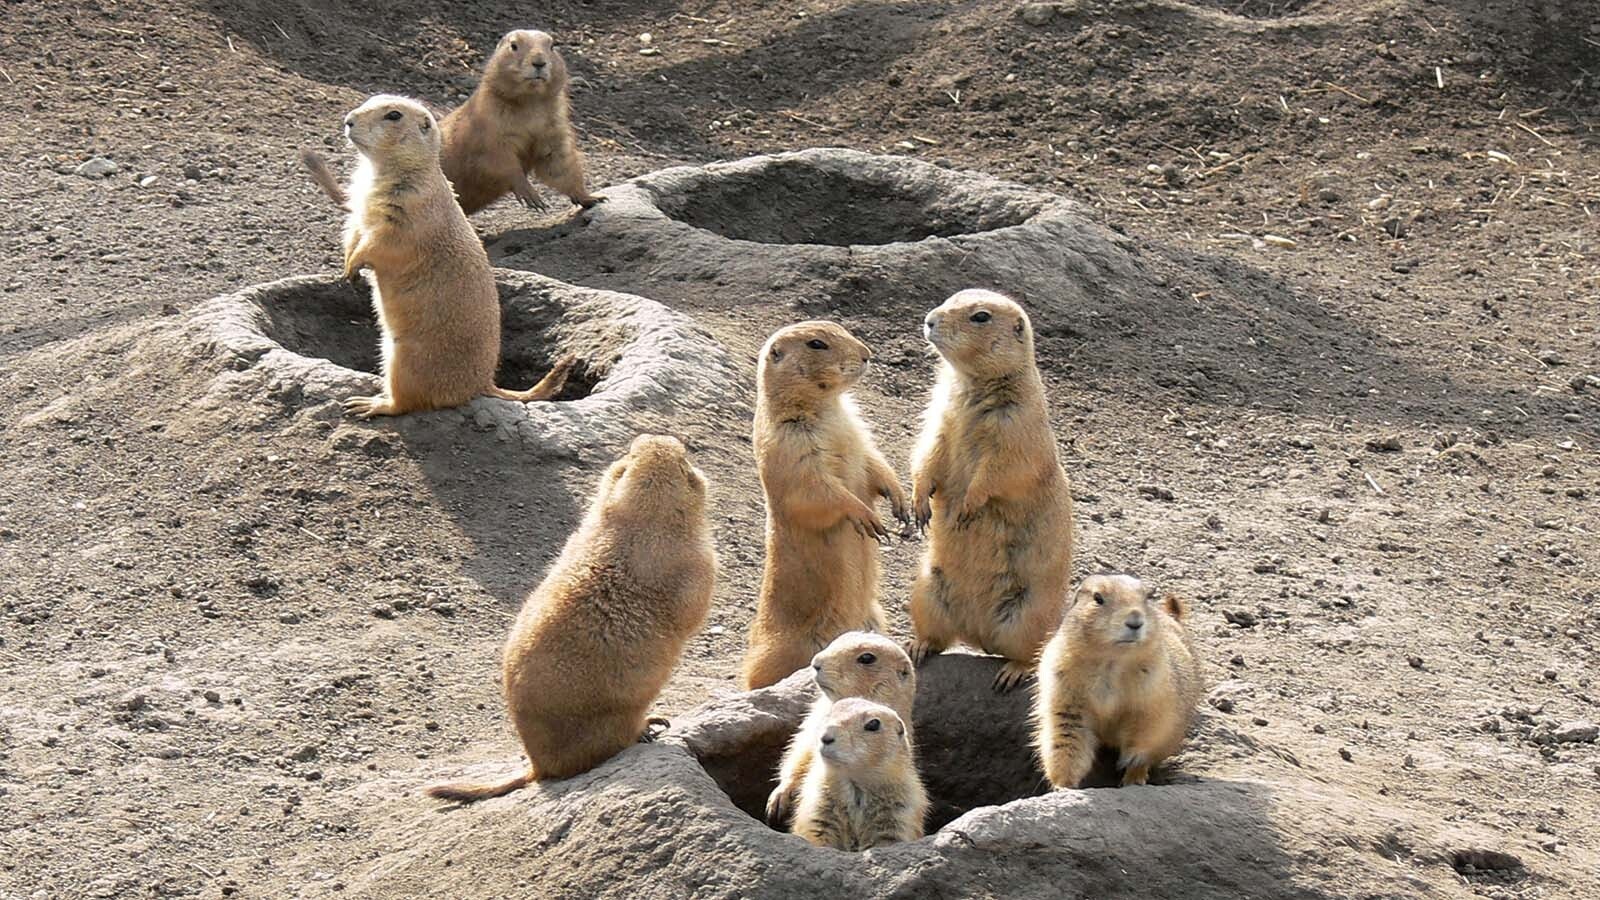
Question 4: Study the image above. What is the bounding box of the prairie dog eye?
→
[384,110,402,121]
[1093,592,1105,606]
[864,718,882,732]
[856,652,876,665]
[806,339,829,350]
[970,310,992,323]
[510,41,519,52]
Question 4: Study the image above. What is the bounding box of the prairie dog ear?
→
[1014,318,1026,341]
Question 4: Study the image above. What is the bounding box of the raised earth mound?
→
[331,654,1512,900]
[183,268,743,456]
[490,148,1486,426]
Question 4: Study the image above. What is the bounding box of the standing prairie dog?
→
[908,289,1075,692]
[791,699,927,851]
[741,322,911,690]
[425,435,716,801]
[766,632,915,827]
[1036,574,1202,789]
[321,94,572,418]
[441,29,601,214]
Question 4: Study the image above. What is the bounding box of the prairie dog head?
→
[811,632,914,705]
[343,94,440,167]
[487,29,568,94]
[758,321,872,407]
[1067,574,1184,651]
[922,289,1035,379]
[598,434,708,523]
[817,699,910,776]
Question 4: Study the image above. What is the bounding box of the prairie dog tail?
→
[486,354,576,403]
[1165,594,1189,622]
[423,769,530,802]
[299,148,348,208]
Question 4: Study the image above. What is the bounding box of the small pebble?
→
[75,156,119,178]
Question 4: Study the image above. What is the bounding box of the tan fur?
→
[441,29,600,214]
[907,289,1075,692]
[329,94,574,417]
[1035,574,1202,789]
[298,148,346,208]
[765,632,915,827]
[741,322,911,690]
[791,699,926,851]
[425,435,716,801]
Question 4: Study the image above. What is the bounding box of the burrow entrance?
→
[651,157,1039,247]
[253,278,604,400]
[691,653,1173,833]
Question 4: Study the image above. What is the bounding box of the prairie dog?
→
[791,699,927,851]
[740,322,911,690]
[1036,574,1202,788]
[908,289,1075,691]
[425,435,716,801]
[766,632,915,827]
[441,29,600,214]
[324,94,571,417]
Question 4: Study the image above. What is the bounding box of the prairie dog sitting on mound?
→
[1035,574,1202,788]
[314,94,571,417]
[425,435,716,801]
[908,289,1075,692]
[791,699,927,851]
[766,632,915,827]
[740,322,911,690]
[441,29,601,214]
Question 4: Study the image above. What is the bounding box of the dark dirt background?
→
[1,1,1597,897]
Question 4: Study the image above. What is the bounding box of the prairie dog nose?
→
[1124,613,1145,631]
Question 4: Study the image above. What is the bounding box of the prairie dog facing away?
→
[441,28,601,214]
[1035,574,1202,788]
[741,321,911,690]
[790,698,927,851]
[766,631,915,827]
[908,289,1075,691]
[425,435,716,801]
[309,94,571,417]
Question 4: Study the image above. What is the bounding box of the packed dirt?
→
[1,1,1597,898]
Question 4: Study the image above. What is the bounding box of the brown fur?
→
[441,29,600,215]
[424,435,717,801]
[765,632,915,827]
[791,699,927,851]
[741,322,911,690]
[907,289,1075,692]
[330,94,573,418]
[1035,574,1202,789]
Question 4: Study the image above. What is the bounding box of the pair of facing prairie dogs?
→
[743,290,1074,695]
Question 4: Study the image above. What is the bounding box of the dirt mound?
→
[186,269,743,454]
[328,655,1511,900]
